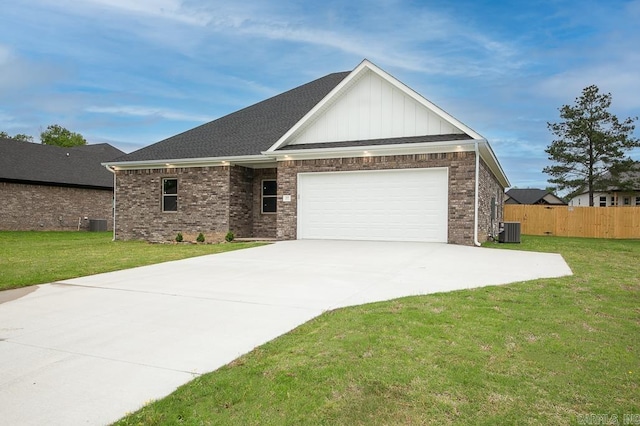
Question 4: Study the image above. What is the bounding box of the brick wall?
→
[229,166,253,238]
[477,159,505,241]
[276,152,477,245]
[252,168,277,238]
[115,166,231,242]
[0,181,113,231]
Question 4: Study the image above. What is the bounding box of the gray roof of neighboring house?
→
[571,163,640,195]
[604,163,640,191]
[0,138,124,188]
[505,188,565,205]
[114,72,351,163]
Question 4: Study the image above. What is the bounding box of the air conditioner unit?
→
[499,222,521,243]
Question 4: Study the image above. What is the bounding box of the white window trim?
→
[162,178,178,213]
[261,179,277,214]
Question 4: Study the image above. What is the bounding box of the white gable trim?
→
[266,59,483,153]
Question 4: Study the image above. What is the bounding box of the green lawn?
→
[0,231,265,291]
[114,236,639,425]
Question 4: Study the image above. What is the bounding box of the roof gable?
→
[0,138,123,188]
[267,60,482,152]
[506,188,566,205]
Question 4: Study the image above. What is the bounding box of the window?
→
[624,197,630,206]
[162,178,178,212]
[262,180,277,213]
[599,196,606,207]
[611,196,616,206]
[636,197,640,206]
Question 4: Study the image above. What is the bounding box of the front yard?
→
[0,231,264,291]
[113,236,639,425]
[1,233,637,424]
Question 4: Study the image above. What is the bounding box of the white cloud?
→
[86,105,212,122]
[0,44,65,94]
[537,59,640,111]
[31,0,522,78]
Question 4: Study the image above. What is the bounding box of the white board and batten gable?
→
[289,68,464,144]
[268,59,482,152]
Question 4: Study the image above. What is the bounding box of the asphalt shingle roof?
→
[115,72,351,163]
[505,188,553,204]
[0,138,124,188]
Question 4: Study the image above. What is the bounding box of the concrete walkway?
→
[0,240,572,425]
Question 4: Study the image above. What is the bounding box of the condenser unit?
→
[499,222,521,243]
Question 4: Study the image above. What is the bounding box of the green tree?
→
[0,131,34,142]
[40,124,86,147]
[543,85,639,206]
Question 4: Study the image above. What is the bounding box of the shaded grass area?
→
[116,236,639,425]
[0,231,265,291]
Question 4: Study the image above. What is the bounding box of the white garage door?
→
[297,168,448,242]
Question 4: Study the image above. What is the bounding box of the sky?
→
[1,0,639,189]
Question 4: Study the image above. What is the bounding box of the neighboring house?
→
[568,165,640,207]
[105,59,510,245]
[0,138,124,230]
[505,188,566,205]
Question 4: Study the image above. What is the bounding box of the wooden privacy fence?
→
[504,205,640,239]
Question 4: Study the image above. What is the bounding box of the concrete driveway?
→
[0,240,571,425]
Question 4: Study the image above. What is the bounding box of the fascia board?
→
[102,155,272,170]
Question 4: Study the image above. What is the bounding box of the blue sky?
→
[1,0,639,189]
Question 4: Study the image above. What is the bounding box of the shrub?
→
[225,231,235,242]
[175,232,183,243]
[196,233,205,243]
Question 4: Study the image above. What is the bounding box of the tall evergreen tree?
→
[544,85,639,206]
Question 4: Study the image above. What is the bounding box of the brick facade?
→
[252,168,277,238]
[114,165,279,241]
[115,166,231,242]
[477,159,505,241]
[229,166,253,238]
[0,181,113,231]
[113,153,504,245]
[276,152,478,245]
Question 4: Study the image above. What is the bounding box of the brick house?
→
[105,60,509,245]
[0,138,123,230]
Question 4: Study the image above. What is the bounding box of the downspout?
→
[474,141,481,246]
[104,165,117,241]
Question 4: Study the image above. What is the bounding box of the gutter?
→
[104,165,117,242]
[474,140,481,247]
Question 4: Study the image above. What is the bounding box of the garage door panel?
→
[297,168,448,242]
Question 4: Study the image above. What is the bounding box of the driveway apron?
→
[0,240,572,425]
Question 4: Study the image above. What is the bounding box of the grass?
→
[114,236,639,425]
[0,231,265,291]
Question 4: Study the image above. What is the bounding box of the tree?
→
[0,131,34,142]
[40,124,86,147]
[543,85,640,206]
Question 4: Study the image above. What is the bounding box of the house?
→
[104,60,509,245]
[0,138,123,230]
[505,188,566,205]
[568,164,640,207]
